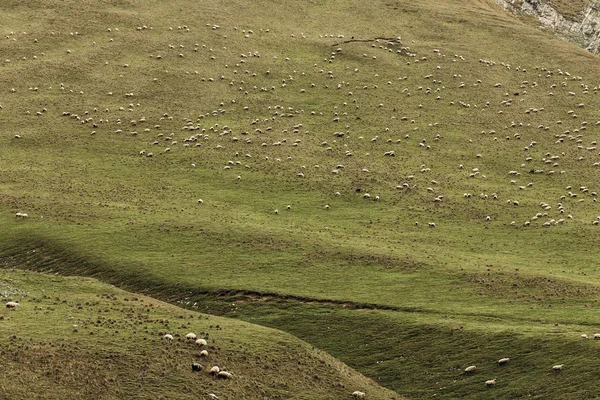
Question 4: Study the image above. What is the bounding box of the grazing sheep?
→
[594,333,600,340]
[498,358,510,365]
[485,379,496,387]
[6,301,19,309]
[163,334,174,340]
[428,222,436,228]
[352,391,366,399]
[208,394,219,400]
[196,338,208,346]
[581,334,588,339]
[464,365,477,373]
[217,371,232,379]
[192,362,203,372]
[15,212,29,218]
[197,199,204,204]
[552,364,564,372]
[200,350,208,357]
[186,332,197,341]
[209,366,220,375]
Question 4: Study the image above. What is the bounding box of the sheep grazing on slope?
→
[352,391,366,398]
[199,349,208,357]
[594,333,600,340]
[581,334,589,339]
[464,365,477,373]
[163,334,174,341]
[216,371,232,379]
[6,301,19,309]
[498,358,510,365]
[209,366,220,375]
[485,379,496,387]
[192,362,203,372]
[196,338,208,346]
[186,332,197,340]
[15,212,29,218]
[552,364,564,372]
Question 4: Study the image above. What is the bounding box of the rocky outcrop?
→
[496,0,600,55]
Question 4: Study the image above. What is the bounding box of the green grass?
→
[2,0,600,398]
[0,268,400,399]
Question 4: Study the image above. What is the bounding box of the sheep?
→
[581,334,588,339]
[163,334,174,340]
[200,349,208,357]
[196,338,208,346]
[485,379,496,387]
[186,332,197,341]
[352,391,366,399]
[552,364,564,372]
[15,213,29,218]
[6,301,19,309]
[216,371,232,379]
[594,333,600,340]
[208,394,219,400]
[428,222,436,228]
[192,362,203,371]
[498,358,510,365]
[197,199,204,204]
[209,366,220,375]
[464,365,477,374]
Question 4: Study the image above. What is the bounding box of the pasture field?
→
[2,0,600,398]
[0,268,398,399]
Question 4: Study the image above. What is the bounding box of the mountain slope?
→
[0,268,400,399]
[2,0,600,398]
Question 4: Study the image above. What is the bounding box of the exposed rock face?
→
[496,0,600,55]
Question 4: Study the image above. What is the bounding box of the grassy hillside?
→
[0,268,399,399]
[2,0,600,398]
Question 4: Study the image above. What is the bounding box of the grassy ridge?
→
[0,268,400,399]
[3,0,600,397]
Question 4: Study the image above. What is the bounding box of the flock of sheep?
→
[5,11,600,399]
[463,357,568,388]
[162,331,233,381]
[4,19,595,233]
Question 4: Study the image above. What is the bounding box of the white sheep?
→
[581,334,588,339]
[485,379,496,387]
[552,364,564,372]
[186,332,197,340]
[5,301,19,309]
[217,371,232,379]
[196,338,207,346]
[163,334,174,340]
[209,366,220,375]
[352,391,366,398]
[498,358,510,365]
[15,212,29,218]
[464,365,476,373]
[200,349,208,357]
[594,333,600,340]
